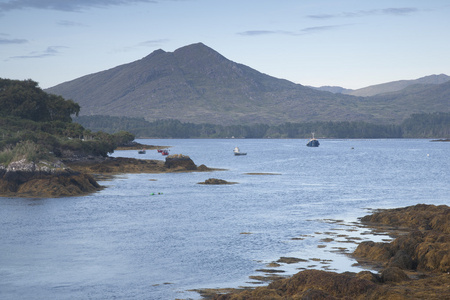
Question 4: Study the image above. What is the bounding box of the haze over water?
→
[1,139,448,299]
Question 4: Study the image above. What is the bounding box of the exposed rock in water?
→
[198,178,237,185]
[164,154,197,170]
[276,257,306,264]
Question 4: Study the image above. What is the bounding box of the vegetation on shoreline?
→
[0,78,217,197]
[75,112,449,139]
[0,78,135,166]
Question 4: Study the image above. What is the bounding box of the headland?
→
[0,146,217,198]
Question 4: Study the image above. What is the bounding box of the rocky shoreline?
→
[0,158,101,198]
[207,204,449,299]
[0,153,218,198]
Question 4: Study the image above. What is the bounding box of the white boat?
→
[234,147,247,156]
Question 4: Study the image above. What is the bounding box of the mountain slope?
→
[46,43,449,125]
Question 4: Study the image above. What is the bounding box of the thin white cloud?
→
[0,0,157,13]
[57,20,87,27]
[7,46,68,60]
[238,25,347,37]
[0,37,28,44]
[307,7,419,19]
[238,30,279,36]
[381,7,419,15]
[300,25,343,33]
[238,30,296,36]
[116,39,170,52]
[138,39,170,47]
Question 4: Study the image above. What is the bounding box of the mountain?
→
[45,43,449,125]
[343,74,450,97]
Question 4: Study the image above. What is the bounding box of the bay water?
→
[0,139,448,299]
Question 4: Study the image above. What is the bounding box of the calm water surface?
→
[0,139,448,299]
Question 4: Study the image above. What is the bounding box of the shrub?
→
[0,146,14,165]
[12,140,50,163]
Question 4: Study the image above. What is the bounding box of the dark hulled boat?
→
[306,133,320,147]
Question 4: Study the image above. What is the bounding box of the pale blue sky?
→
[1,0,449,89]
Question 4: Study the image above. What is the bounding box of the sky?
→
[1,0,450,90]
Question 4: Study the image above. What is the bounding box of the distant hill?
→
[310,86,353,94]
[343,74,450,97]
[312,74,450,97]
[46,43,450,125]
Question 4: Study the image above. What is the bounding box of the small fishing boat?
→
[306,133,320,147]
[161,150,169,156]
[233,147,247,156]
[138,149,146,154]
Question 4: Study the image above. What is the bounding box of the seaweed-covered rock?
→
[381,267,409,283]
[164,154,197,170]
[0,159,101,198]
[356,271,381,283]
[388,250,414,270]
[14,173,101,197]
[355,205,450,273]
[214,270,377,300]
[353,241,392,262]
[360,204,450,234]
[198,178,236,185]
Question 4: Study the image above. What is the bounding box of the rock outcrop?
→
[0,159,101,197]
[1,152,218,198]
[353,204,449,273]
[164,154,198,170]
[67,155,216,175]
[198,178,237,185]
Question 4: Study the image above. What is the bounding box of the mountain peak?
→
[142,48,166,60]
[174,42,211,52]
[174,42,225,60]
[141,43,224,65]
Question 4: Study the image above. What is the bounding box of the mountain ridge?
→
[314,74,449,97]
[45,43,449,125]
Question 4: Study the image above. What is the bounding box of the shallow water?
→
[0,139,448,299]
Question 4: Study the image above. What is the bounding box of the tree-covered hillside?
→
[1,79,80,122]
[75,112,450,139]
[0,78,134,166]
